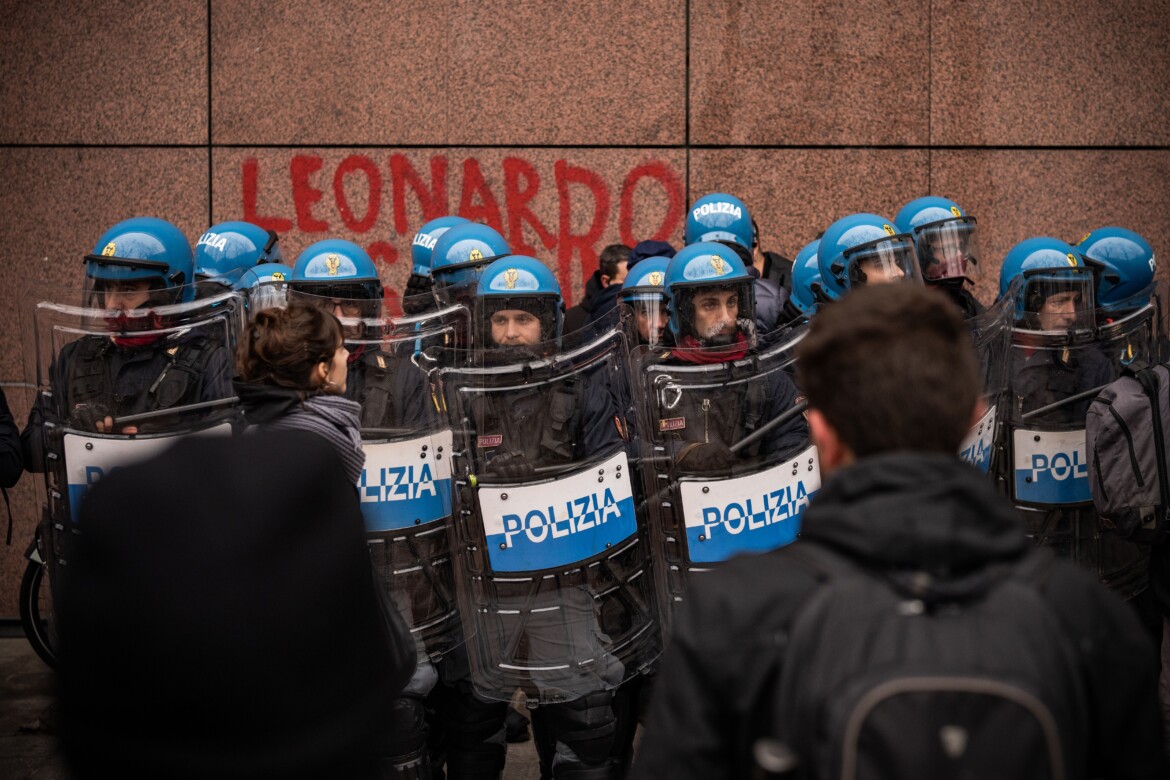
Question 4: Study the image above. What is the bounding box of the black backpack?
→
[1086,362,1170,544]
[774,544,1086,780]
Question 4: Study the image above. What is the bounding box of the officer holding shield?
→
[22,217,233,464]
[650,242,808,473]
[998,237,1151,605]
[438,255,649,779]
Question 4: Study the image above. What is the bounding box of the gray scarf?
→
[260,395,365,485]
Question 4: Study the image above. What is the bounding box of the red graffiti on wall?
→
[241,154,684,306]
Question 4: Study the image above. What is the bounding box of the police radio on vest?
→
[693,202,743,221]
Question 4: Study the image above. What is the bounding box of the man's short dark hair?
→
[599,243,631,278]
[796,284,980,456]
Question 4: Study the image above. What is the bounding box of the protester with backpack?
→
[632,283,1164,780]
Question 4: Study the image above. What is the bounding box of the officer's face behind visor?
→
[633,298,668,346]
[918,219,980,283]
[290,285,379,339]
[489,307,543,347]
[1028,278,1095,333]
[689,286,740,346]
[845,236,920,288]
[92,278,154,311]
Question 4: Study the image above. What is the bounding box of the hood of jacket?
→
[800,451,1028,575]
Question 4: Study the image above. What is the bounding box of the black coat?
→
[634,453,1165,780]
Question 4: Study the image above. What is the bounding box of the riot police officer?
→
[894,196,984,318]
[779,238,824,326]
[192,220,283,296]
[438,255,652,779]
[649,242,809,472]
[685,192,785,335]
[403,216,470,315]
[617,256,670,348]
[22,216,232,463]
[234,262,294,313]
[816,213,923,303]
[998,236,1151,604]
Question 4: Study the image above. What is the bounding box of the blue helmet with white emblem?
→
[817,213,921,301]
[234,262,293,312]
[411,216,471,277]
[620,256,671,346]
[664,241,756,348]
[894,196,981,285]
[431,223,511,307]
[999,236,1095,331]
[193,221,283,283]
[789,239,824,315]
[685,193,753,249]
[476,255,564,348]
[290,239,383,316]
[1076,226,1156,312]
[85,216,195,304]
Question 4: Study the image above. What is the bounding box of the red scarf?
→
[672,333,749,364]
[106,311,167,348]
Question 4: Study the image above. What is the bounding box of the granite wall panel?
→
[0,148,209,385]
[213,0,685,146]
[0,0,207,145]
[690,148,930,259]
[932,0,1170,146]
[931,150,1170,305]
[689,0,930,146]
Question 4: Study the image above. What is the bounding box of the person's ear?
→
[600,274,612,288]
[808,408,851,474]
[315,360,329,385]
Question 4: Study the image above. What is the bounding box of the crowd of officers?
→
[4,191,1167,779]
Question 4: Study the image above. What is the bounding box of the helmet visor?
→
[1021,270,1096,334]
[677,279,756,349]
[916,218,981,282]
[844,235,921,287]
[628,296,669,347]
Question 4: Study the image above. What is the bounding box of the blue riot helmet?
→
[894,196,981,285]
[685,193,753,249]
[817,213,922,301]
[431,223,511,308]
[999,237,1096,332]
[476,255,564,351]
[664,241,757,349]
[1076,226,1156,313]
[235,262,293,312]
[789,239,824,315]
[411,216,470,277]
[85,216,195,305]
[290,239,383,319]
[194,221,282,282]
[619,256,671,346]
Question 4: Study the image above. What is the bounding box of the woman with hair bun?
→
[233,300,364,483]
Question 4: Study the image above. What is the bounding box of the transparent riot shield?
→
[1001,304,1158,597]
[631,325,817,632]
[22,282,243,665]
[959,291,1014,474]
[289,290,473,661]
[436,325,658,704]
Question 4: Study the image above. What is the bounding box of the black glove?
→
[402,273,435,315]
[484,450,535,480]
[71,403,110,432]
[675,442,737,473]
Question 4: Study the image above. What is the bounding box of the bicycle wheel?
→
[19,559,57,669]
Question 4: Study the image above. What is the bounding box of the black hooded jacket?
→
[634,452,1165,780]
